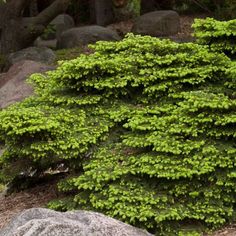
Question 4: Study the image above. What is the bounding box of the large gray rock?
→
[0,208,153,236]
[132,11,180,37]
[34,38,57,49]
[42,14,75,40]
[57,25,121,49]
[0,60,54,109]
[8,47,56,66]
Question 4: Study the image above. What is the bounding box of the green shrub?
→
[193,17,236,56]
[0,34,235,235]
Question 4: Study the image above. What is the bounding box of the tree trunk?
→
[0,0,71,55]
[90,0,114,26]
[0,17,43,55]
[29,0,39,16]
[112,0,141,21]
[0,5,25,54]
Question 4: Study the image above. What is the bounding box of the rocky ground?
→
[1,13,236,235]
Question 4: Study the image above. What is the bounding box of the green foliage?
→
[128,0,141,17]
[0,183,5,192]
[113,0,141,21]
[193,17,236,56]
[173,0,236,19]
[41,24,56,40]
[0,34,236,235]
[211,0,236,20]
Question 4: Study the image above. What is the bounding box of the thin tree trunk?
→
[112,0,141,21]
[0,0,71,55]
[33,0,71,26]
[0,5,18,54]
[29,0,39,17]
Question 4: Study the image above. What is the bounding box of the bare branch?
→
[33,0,71,26]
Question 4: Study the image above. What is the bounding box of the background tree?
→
[112,0,141,21]
[0,0,71,55]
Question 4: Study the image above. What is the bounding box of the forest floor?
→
[0,180,59,230]
[1,13,236,236]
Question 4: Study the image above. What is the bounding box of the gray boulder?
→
[57,25,121,49]
[132,10,180,37]
[34,38,57,49]
[0,60,54,109]
[0,208,153,236]
[8,47,56,66]
[0,73,8,88]
[42,14,75,40]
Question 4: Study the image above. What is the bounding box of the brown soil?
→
[0,181,59,229]
[209,227,236,236]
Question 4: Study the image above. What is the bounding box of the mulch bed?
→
[0,181,59,229]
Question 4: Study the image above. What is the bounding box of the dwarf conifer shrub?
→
[193,17,236,56]
[0,34,235,235]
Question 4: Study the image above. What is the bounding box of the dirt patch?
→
[0,181,59,230]
[207,226,236,236]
